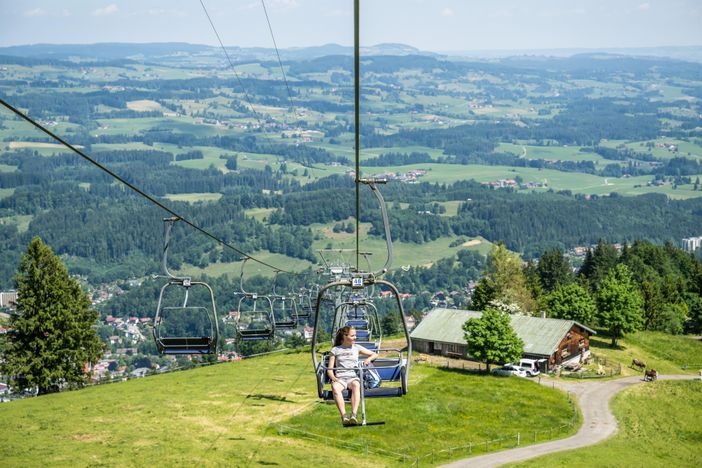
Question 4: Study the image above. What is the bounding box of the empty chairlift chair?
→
[153,217,219,355]
[234,258,275,342]
[271,294,298,330]
[235,293,275,341]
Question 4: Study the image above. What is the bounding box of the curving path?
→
[441,374,696,468]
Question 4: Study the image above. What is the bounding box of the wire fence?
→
[407,422,575,467]
[560,354,622,379]
[276,420,577,467]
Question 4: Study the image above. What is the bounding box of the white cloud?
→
[92,4,119,17]
[24,8,48,17]
[441,7,454,17]
[147,9,186,17]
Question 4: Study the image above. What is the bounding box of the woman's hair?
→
[333,325,355,347]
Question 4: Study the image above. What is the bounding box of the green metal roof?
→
[410,308,596,357]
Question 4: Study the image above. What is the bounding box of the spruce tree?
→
[1,237,104,395]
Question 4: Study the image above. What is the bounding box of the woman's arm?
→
[327,354,337,382]
[358,346,378,366]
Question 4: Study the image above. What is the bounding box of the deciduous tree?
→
[462,308,524,371]
[472,243,536,313]
[595,264,644,347]
[545,283,596,325]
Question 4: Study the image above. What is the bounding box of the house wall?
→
[550,325,591,367]
[414,323,593,370]
[412,339,467,358]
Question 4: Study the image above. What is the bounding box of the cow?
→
[631,358,646,371]
[644,368,658,381]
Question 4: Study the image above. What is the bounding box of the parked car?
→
[491,364,527,377]
[518,358,545,377]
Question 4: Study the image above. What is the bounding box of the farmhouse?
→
[410,308,596,370]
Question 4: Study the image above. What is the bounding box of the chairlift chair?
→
[271,294,298,330]
[153,217,219,355]
[235,293,275,341]
[234,258,276,342]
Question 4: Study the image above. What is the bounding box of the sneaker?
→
[348,413,358,425]
[342,414,351,426]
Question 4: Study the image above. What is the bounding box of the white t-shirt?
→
[331,344,361,379]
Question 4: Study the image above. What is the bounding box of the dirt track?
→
[441,374,697,468]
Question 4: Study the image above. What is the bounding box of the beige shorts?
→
[334,376,360,390]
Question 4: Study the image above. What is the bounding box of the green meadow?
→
[511,380,702,468]
[585,331,702,377]
[0,351,577,467]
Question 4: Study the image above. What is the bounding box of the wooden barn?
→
[410,308,596,370]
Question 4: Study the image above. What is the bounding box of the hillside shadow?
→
[246,393,295,403]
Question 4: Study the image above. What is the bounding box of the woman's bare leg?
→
[331,381,347,416]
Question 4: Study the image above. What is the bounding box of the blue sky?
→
[0,0,700,51]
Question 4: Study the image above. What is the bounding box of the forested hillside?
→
[1,46,702,290]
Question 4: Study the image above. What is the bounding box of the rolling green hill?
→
[0,350,576,467]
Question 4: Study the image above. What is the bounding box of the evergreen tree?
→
[1,237,104,395]
[579,240,619,291]
[545,283,596,325]
[537,248,574,293]
[595,264,644,347]
[579,241,618,289]
[462,308,524,371]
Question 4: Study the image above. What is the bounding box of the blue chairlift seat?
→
[356,341,379,352]
[346,319,369,329]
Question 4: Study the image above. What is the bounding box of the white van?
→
[519,358,545,376]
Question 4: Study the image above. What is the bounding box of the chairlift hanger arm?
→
[161,217,191,283]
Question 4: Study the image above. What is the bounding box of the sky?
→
[0,0,701,52]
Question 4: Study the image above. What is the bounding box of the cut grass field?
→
[0,351,577,467]
[309,220,493,270]
[163,192,223,204]
[176,252,315,279]
[509,380,702,468]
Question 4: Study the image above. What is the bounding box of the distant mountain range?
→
[0,42,435,62]
[0,42,700,63]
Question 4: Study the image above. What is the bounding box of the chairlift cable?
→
[260,0,296,114]
[199,0,265,128]
[0,97,293,274]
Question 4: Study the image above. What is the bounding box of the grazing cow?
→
[644,369,658,381]
[632,358,646,370]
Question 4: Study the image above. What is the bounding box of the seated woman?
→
[327,325,378,426]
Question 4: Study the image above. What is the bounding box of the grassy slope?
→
[510,380,702,468]
[587,332,702,377]
[0,351,576,467]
